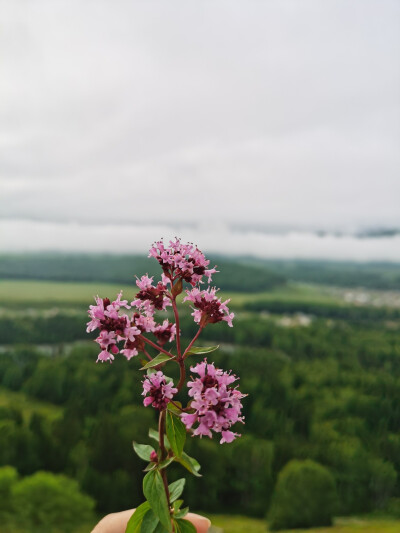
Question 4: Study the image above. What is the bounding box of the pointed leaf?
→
[168,478,185,503]
[140,509,159,533]
[149,428,159,441]
[173,518,197,533]
[173,500,183,512]
[171,278,183,297]
[133,442,155,462]
[174,507,189,519]
[175,452,201,477]
[143,462,157,472]
[141,353,174,370]
[185,345,219,356]
[143,470,171,531]
[153,523,170,533]
[125,502,150,533]
[166,411,186,458]
[167,401,182,415]
[159,457,174,469]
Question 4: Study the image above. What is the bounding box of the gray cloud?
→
[1,0,399,255]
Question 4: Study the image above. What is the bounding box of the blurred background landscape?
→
[1,254,400,532]
[1,0,400,531]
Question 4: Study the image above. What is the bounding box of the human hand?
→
[91,509,211,533]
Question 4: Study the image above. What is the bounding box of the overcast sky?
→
[1,1,399,258]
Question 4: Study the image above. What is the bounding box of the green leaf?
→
[173,518,197,533]
[166,411,186,458]
[167,401,182,415]
[141,353,174,370]
[153,523,170,533]
[185,345,219,356]
[140,509,159,533]
[149,428,170,449]
[143,462,157,472]
[149,428,159,441]
[168,478,185,503]
[173,500,183,511]
[125,502,150,533]
[143,470,171,531]
[159,457,174,469]
[133,442,155,462]
[174,507,189,519]
[175,452,202,477]
[171,278,183,297]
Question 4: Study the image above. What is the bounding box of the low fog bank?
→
[2,219,400,262]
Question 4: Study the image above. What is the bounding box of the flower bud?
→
[150,450,158,462]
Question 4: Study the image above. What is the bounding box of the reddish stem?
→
[177,358,186,392]
[183,326,203,359]
[171,297,182,359]
[139,335,174,358]
[143,349,153,362]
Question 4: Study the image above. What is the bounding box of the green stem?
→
[159,410,171,510]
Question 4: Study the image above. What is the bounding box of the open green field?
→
[0,279,134,308]
[0,279,343,309]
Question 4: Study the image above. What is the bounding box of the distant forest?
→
[1,253,399,290]
[245,258,400,290]
[0,254,285,293]
[1,310,399,518]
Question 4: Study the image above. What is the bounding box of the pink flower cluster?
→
[86,240,234,366]
[183,287,234,327]
[181,360,245,444]
[142,371,178,411]
[87,277,176,362]
[149,238,217,286]
[87,292,141,363]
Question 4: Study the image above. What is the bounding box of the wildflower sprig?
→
[86,239,245,533]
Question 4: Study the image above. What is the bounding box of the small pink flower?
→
[86,296,106,332]
[142,371,178,411]
[135,314,156,333]
[136,274,154,291]
[95,330,118,362]
[113,291,130,310]
[122,324,141,342]
[220,430,238,444]
[153,320,176,346]
[96,350,115,363]
[96,330,117,349]
[120,346,138,360]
